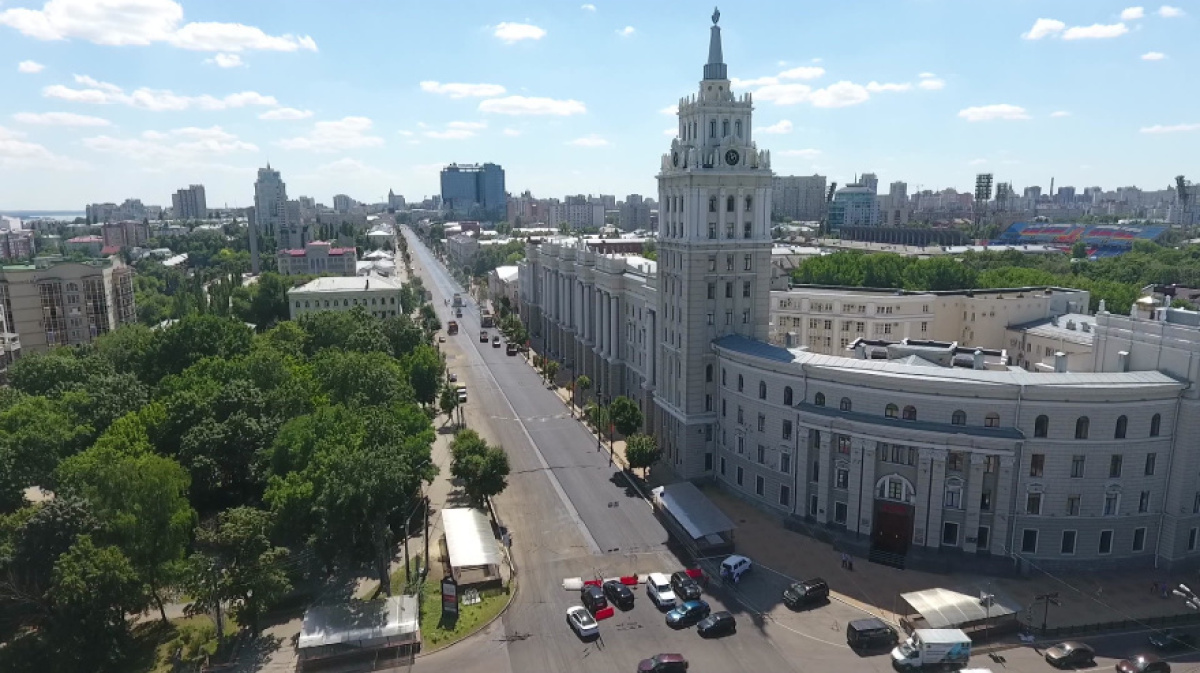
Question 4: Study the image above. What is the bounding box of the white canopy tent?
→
[442,507,503,585]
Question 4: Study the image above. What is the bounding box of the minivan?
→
[783,578,829,609]
[720,554,752,582]
[846,617,899,651]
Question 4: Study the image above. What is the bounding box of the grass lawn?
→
[387,562,512,652]
[123,614,238,673]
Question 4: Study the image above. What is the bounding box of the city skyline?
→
[0,0,1196,210]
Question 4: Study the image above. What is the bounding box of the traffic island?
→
[389,564,514,653]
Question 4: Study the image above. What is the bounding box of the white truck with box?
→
[891,628,972,671]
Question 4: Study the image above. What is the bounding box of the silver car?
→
[566,605,599,639]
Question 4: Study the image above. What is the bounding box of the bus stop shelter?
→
[899,587,1021,640]
[441,507,503,586]
[651,483,736,555]
[297,594,420,670]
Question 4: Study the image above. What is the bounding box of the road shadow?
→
[607,470,644,499]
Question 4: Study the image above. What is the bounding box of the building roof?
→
[289,276,402,294]
[297,595,419,651]
[901,587,1019,629]
[442,508,503,570]
[100,245,121,255]
[66,235,103,243]
[493,265,519,282]
[1009,313,1095,346]
[651,482,736,540]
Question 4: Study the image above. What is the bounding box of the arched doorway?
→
[873,474,915,556]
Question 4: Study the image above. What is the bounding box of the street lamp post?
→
[1172,583,1200,610]
[1034,591,1060,635]
[596,386,603,453]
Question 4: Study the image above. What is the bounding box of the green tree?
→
[296,307,373,355]
[543,359,559,385]
[403,344,444,406]
[56,446,197,623]
[449,430,510,505]
[438,383,460,425]
[624,433,660,477]
[0,396,92,493]
[145,314,254,383]
[313,349,413,407]
[608,395,643,437]
[1071,240,1089,259]
[382,314,425,357]
[6,350,108,397]
[573,375,592,414]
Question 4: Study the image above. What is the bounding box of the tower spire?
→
[704,7,727,80]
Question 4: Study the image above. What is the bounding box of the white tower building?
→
[655,8,775,479]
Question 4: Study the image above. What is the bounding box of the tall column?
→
[962,453,987,553]
[846,438,868,537]
[991,454,1017,555]
[815,431,833,524]
[858,441,877,537]
[610,294,619,361]
[925,450,948,550]
[914,448,934,549]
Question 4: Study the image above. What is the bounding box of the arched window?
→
[1151,413,1162,437]
[294,301,301,308]
[735,119,742,137]
[705,364,713,383]
[1075,416,1089,440]
[784,386,794,406]
[876,474,916,504]
[758,381,767,400]
[902,405,917,421]
[737,374,744,392]
[985,412,1000,428]
[840,397,851,412]
[951,410,966,426]
[744,195,753,212]
[709,196,717,213]
[1034,415,1049,438]
[814,392,824,407]
[885,403,899,419]
[304,300,310,308]
[1115,415,1128,439]
[722,119,729,137]
[726,196,735,212]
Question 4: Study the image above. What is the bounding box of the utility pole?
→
[423,493,430,578]
[1035,591,1060,634]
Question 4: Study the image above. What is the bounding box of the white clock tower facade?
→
[655,8,775,479]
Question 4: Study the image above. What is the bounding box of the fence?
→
[1029,609,1200,639]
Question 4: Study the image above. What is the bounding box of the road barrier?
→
[594,606,615,621]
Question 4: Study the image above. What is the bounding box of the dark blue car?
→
[665,600,710,627]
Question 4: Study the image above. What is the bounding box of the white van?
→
[721,554,752,582]
[646,572,676,609]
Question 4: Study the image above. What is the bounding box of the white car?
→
[646,572,676,609]
[566,605,599,639]
[720,554,753,582]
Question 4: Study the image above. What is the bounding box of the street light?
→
[1173,583,1200,610]
[1034,592,1060,635]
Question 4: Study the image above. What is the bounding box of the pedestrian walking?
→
[848,559,854,571]
[1153,580,1159,594]
[841,552,849,569]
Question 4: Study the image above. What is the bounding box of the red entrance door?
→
[872,501,914,555]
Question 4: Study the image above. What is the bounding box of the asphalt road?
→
[400,228,1200,673]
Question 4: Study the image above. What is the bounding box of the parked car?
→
[479,331,488,342]
[637,653,688,672]
[448,373,458,382]
[665,600,710,628]
[846,618,899,651]
[580,585,608,614]
[456,386,467,403]
[506,342,518,356]
[696,611,736,638]
[1044,641,1095,668]
[670,571,702,601]
[566,605,598,639]
[782,578,829,609]
[720,554,752,582]
[492,335,502,347]
[1117,653,1170,673]
[1149,629,1195,651]
[438,334,446,343]
[646,572,676,609]
[603,580,634,609]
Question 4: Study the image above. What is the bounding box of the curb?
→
[415,575,519,658]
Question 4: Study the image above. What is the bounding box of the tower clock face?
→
[672,152,679,167]
[725,149,740,166]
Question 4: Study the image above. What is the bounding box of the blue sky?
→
[0,0,1195,211]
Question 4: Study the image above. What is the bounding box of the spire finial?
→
[704,8,726,79]
[712,7,720,24]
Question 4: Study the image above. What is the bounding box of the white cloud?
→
[1121,6,1145,20]
[312,157,385,177]
[478,95,585,116]
[493,22,546,43]
[259,107,313,121]
[866,81,911,93]
[917,77,945,90]
[958,104,1031,121]
[503,128,521,137]
[420,81,506,99]
[778,66,824,80]
[615,26,634,37]
[659,104,677,115]
[732,75,781,89]
[968,158,988,166]
[779,148,821,159]
[1140,122,1200,134]
[18,60,45,73]
[663,128,676,136]
[1062,22,1128,39]
[277,116,385,152]
[567,134,608,147]
[12,111,111,126]
[205,53,244,68]
[1051,110,1071,117]
[918,72,937,79]
[581,3,596,11]
[760,119,793,134]
[753,82,813,105]
[424,120,487,140]
[1141,51,1166,60]
[44,76,278,111]
[397,130,413,137]
[0,0,317,52]
[1023,18,1066,39]
[810,81,871,108]
[83,125,257,163]
[0,124,85,169]
[1158,5,1185,17]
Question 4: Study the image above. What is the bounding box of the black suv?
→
[581,585,608,614]
[670,571,702,602]
[783,578,829,609]
[603,579,635,609]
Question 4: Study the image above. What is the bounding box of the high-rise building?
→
[333,194,354,213]
[771,175,826,221]
[654,7,775,477]
[171,185,207,220]
[1024,186,1042,200]
[1057,186,1076,204]
[387,189,405,209]
[0,259,135,352]
[828,184,879,229]
[439,163,506,219]
[619,194,652,231]
[253,164,289,274]
[860,172,879,194]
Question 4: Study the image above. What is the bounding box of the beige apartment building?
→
[0,259,136,352]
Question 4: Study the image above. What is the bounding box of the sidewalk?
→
[703,485,1200,634]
